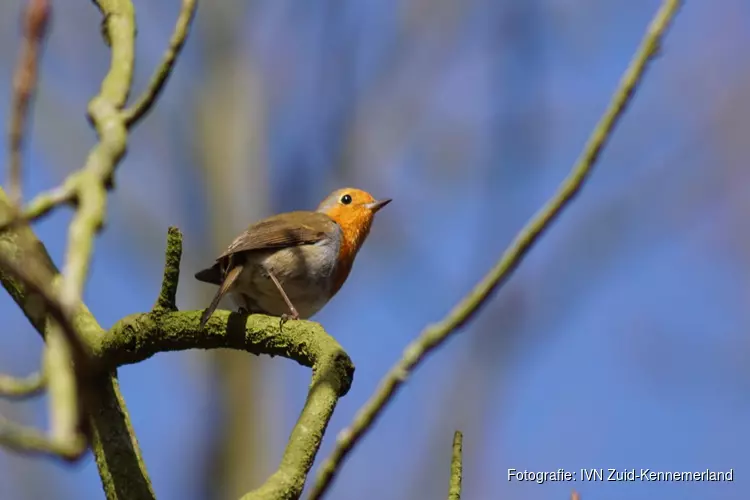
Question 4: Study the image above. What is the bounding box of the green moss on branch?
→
[96,310,354,500]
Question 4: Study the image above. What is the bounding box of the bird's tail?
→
[199,264,244,330]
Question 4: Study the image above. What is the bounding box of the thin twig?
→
[448,431,463,500]
[0,414,83,458]
[122,0,198,126]
[307,1,683,497]
[8,0,50,206]
[0,177,78,233]
[0,369,45,398]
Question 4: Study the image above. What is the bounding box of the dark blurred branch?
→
[448,431,462,500]
[307,1,683,497]
[123,0,198,126]
[8,0,50,206]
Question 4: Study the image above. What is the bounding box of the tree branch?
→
[307,1,684,497]
[123,0,198,126]
[448,431,462,500]
[91,308,354,500]
[8,0,50,206]
[0,369,45,398]
[1,0,195,494]
[0,414,82,457]
[0,187,155,498]
[153,226,182,312]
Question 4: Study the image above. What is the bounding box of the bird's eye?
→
[340,194,352,205]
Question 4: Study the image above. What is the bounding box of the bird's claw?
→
[278,311,300,331]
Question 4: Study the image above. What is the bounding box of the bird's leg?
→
[236,293,252,315]
[266,269,299,330]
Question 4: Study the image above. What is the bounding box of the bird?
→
[195,187,391,330]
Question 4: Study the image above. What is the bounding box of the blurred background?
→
[0,0,748,499]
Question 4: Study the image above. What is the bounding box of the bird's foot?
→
[278,310,300,331]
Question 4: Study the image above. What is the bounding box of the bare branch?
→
[123,0,198,126]
[0,0,196,493]
[0,228,91,457]
[0,369,45,398]
[307,1,684,497]
[448,431,462,500]
[0,414,83,459]
[0,177,78,233]
[0,185,154,496]
[8,0,50,206]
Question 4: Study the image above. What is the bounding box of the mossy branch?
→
[308,1,684,497]
[448,431,462,500]
[93,309,354,500]
[153,226,182,312]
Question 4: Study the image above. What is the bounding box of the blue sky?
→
[0,1,748,499]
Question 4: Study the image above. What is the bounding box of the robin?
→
[195,188,391,329]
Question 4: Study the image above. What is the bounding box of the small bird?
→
[195,188,391,329]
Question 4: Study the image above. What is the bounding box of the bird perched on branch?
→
[195,188,391,330]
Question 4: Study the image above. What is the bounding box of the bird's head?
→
[317,187,391,250]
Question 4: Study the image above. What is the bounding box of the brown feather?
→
[218,211,336,259]
[199,264,244,330]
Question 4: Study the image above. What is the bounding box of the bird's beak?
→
[365,198,392,213]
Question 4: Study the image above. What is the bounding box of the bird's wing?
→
[217,211,338,259]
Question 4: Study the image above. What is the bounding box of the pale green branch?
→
[307,1,684,498]
[0,414,83,459]
[0,368,45,398]
[123,0,198,126]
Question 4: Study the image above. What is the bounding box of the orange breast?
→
[328,212,373,296]
[330,233,356,296]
